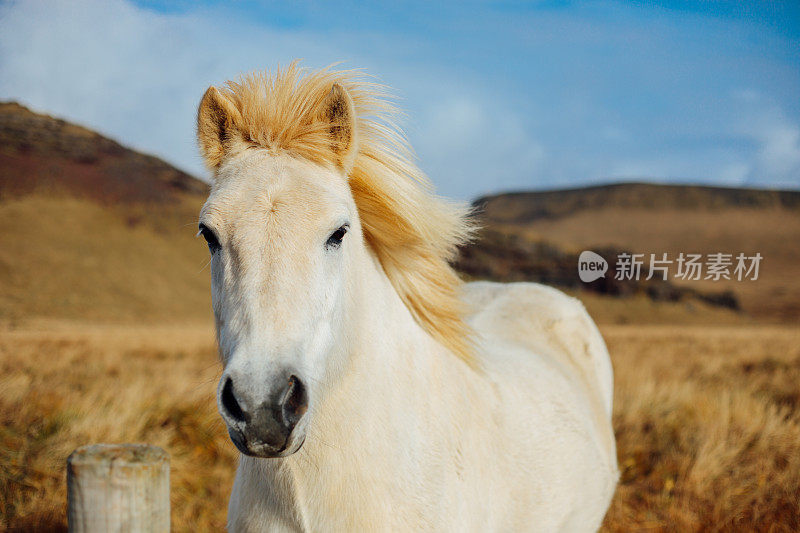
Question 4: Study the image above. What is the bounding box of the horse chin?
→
[228,427,306,459]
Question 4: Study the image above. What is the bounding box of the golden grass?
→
[1,321,798,531]
[0,321,234,531]
[602,325,800,532]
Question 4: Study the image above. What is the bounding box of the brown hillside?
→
[466,183,800,323]
[0,102,211,323]
[0,101,205,203]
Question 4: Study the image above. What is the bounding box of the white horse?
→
[196,64,618,532]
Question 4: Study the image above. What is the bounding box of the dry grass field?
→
[1,319,798,532]
[602,325,800,532]
[0,321,232,531]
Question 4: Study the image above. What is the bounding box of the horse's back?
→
[462,280,618,530]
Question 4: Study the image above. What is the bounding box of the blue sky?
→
[1,0,798,198]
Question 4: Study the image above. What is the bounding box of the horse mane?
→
[214,63,477,365]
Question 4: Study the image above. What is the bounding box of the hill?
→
[474,182,800,222]
[0,102,211,323]
[463,183,800,323]
[0,102,205,202]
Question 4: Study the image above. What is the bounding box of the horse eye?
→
[198,223,220,253]
[326,224,349,250]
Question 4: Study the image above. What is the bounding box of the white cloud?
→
[599,126,629,142]
[413,92,546,196]
[749,119,800,186]
[0,0,345,178]
[1,0,797,197]
[728,90,800,188]
[422,96,487,153]
[718,162,750,185]
[731,88,760,103]
[603,92,800,189]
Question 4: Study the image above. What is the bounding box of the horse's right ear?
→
[197,86,244,171]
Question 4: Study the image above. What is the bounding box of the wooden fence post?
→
[67,444,170,532]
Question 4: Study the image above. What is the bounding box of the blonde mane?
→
[209,64,476,365]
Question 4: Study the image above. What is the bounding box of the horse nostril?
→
[221,377,246,423]
[282,375,308,428]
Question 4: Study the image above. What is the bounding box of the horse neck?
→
[310,241,468,448]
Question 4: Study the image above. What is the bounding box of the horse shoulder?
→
[463,280,613,418]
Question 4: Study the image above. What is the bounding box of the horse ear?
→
[197,86,244,170]
[318,83,358,171]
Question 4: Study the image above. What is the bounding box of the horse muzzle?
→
[217,369,309,458]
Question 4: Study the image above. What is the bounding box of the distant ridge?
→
[474,182,800,224]
[462,182,800,323]
[0,101,206,203]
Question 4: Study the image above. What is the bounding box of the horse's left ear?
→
[197,86,245,171]
[317,83,358,171]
